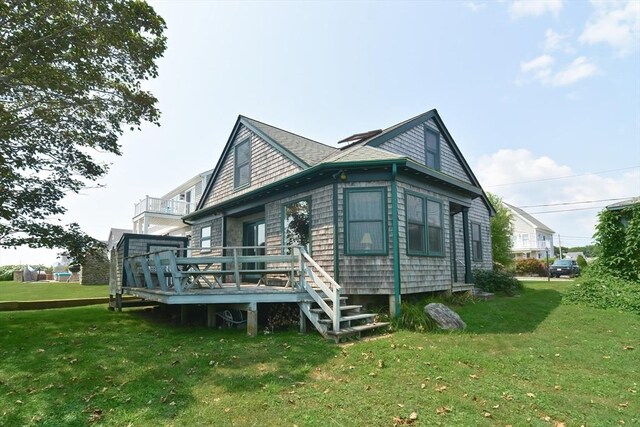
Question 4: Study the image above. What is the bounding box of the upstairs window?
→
[345,188,387,255]
[472,222,482,261]
[234,138,251,188]
[424,127,440,170]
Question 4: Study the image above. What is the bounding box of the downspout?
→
[391,163,401,317]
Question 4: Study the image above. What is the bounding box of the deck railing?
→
[122,245,342,335]
[513,241,550,251]
[133,196,195,217]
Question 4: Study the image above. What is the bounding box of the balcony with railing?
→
[512,240,551,251]
[134,196,195,218]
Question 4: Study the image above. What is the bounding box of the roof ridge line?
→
[240,115,337,150]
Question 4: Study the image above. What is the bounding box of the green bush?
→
[390,302,437,332]
[564,263,640,314]
[576,254,588,269]
[515,258,547,277]
[0,265,19,281]
[473,269,523,296]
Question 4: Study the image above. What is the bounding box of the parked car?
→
[549,259,580,278]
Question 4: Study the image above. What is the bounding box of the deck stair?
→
[298,248,389,342]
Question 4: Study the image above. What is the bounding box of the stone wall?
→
[81,253,110,285]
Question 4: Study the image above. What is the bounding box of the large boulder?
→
[424,303,466,330]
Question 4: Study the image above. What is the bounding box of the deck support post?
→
[115,293,122,312]
[388,294,401,318]
[246,302,258,337]
[180,305,188,325]
[207,305,217,328]
[299,306,307,333]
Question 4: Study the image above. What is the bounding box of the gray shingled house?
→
[181,109,494,315]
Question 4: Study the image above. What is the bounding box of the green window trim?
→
[234,138,251,189]
[405,190,445,257]
[406,193,426,256]
[201,225,212,252]
[424,125,441,171]
[471,221,483,261]
[344,187,388,256]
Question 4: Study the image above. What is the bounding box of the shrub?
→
[0,265,20,281]
[390,302,437,332]
[564,263,640,314]
[515,258,547,277]
[576,254,588,269]
[473,269,523,296]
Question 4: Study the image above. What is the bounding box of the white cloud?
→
[464,1,487,13]
[521,54,555,72]
[520,55,598,86]
[544,28,575,53]
[580,0,640,56]
[476,149,640,246]
[549,56,599,85]
[509,0,564,19]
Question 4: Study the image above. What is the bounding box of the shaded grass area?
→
[0,281,108,301]
[1,281,638,426]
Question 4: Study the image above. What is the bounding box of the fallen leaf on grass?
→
[378,360,385,368]
[623,346,634,350]
[618,402,628,408]
[554,385,562,390]
[436,407,451,415]
[482,411,491,418]
[87,409,102,424]
[469,374,479,380]
[392,415,416,426]
[555,422,566,427]
[434,385,447,392]
[526,393,536,398]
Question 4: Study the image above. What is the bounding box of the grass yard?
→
[0,281,637,426]
[0,281,109,301]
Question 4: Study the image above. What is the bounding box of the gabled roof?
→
[504,203,554,234]
[606,196,640,211]
[195,110,495,216]
[242,116,337,167]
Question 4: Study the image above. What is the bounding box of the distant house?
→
[131,169,213,236]
[504,203,554,260]
[564,251,585,261]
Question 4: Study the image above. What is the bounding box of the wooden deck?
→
[123,283,308,305]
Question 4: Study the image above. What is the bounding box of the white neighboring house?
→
[132,169,213,237]
[504,203,555,260]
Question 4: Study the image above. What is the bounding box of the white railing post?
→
[233,248,240,290]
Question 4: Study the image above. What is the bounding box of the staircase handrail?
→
[299,247,341,333]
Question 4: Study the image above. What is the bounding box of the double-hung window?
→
[424,127,440,170]
[345,188,387,255]
[406,194,426,254]
[234,138,251,188]
[201,225,211,252]
[471,222,482,261]
[406,192,444,256]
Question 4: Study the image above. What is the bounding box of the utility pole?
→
[558,234,562,258]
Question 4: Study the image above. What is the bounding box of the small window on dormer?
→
[424,127,440,170]
[234,138,251,188]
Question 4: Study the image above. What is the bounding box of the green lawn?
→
[0,281,637,426]
[0,281,109,301]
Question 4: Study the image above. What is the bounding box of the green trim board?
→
[391,163,401,316]
[343,186,389,256]
[240,117,309,169]
[332,181,340,283]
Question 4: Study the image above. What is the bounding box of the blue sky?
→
[2,0,639,265]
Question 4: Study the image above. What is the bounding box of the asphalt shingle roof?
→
[606,196,640,210]
[242,116,338,167]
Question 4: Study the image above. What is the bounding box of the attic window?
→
[234,138,251,188]
[424,126,440,170]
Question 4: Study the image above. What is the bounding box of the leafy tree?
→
[0,1,166,264]
[593,203,640,280]
[576,254,587,269]
[487,193,514,268]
